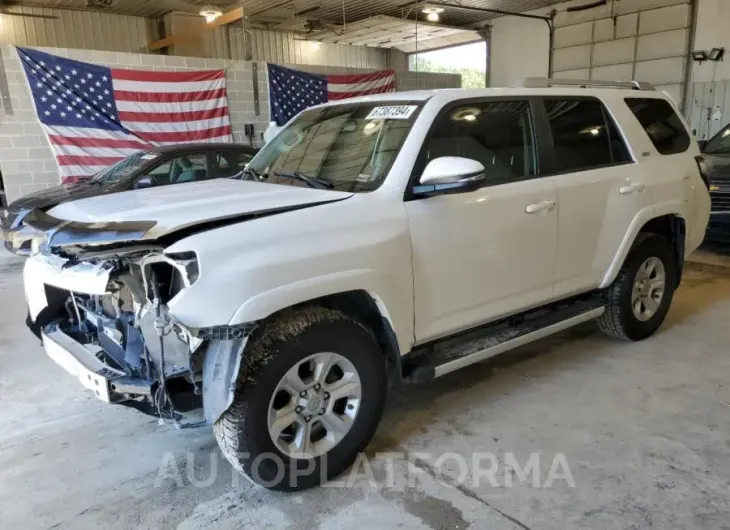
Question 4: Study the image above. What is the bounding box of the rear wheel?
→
[598,233,677,341]
[213,307,387,491]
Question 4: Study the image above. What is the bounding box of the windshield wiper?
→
[240,166,264,181]
[273,171,334,190]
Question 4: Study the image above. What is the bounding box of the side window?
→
[212,150,254,178]
[544,98,631,174]
[422,99,537,184]
[141,153,208,185]
[625,97,691,155]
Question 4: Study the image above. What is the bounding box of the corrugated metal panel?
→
[687,80,730,140]
[236,29,388,69]
[0,6,150,52]
[6,0,241,18]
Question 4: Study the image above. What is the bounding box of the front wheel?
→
[598,233,677,341]
[213,307,387,491]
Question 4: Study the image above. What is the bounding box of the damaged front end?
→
[18,210,256,425]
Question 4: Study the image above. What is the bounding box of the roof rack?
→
[521,77,656,91]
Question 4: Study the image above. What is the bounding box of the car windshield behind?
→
[704,124,730,154]
[248,102,421,192]
[93,151,157,184]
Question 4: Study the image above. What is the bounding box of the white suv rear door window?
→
[544,98,632,174]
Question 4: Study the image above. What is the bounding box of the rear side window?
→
[544,98,632,174]
[625,97,690,155]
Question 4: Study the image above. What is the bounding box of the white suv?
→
[6,78,710,490]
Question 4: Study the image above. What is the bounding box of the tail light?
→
[695,155,711,190]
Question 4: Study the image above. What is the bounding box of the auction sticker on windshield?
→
[365,105,418,120]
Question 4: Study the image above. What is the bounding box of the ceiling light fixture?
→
[422,6,444,23]
[452,107,481,122]
[200,5,223,23]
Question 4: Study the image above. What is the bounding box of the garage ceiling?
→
[5,0,569,53]
[7,0,568,25]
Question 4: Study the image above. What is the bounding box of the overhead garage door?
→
[551,0,691,105]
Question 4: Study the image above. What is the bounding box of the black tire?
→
[598,232,677,341]
[213,306,387,491]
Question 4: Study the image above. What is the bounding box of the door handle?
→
[525,200,556,214]
[619,182,645,195]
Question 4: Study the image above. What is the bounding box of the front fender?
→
[202,336,248,424]
[228,269,411,355]
[600,201,686,289]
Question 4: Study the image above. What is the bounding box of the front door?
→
[405,99,558,343]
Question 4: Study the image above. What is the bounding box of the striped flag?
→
[17,46,232,184]
[267,63,396,126]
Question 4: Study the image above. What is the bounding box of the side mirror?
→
[698,139,708,151]
[134,175,155,189]
[413,156,486,197]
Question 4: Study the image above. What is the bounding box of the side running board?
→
[403,300,605,382]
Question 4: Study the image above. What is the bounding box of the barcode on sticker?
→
[365,105,418,120]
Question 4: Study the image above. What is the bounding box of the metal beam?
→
[399,1,552,22]
[682,0,699,115]
[401,1,556,76]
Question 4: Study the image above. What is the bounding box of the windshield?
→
[92,151,156,184]
[704,124,730,154]
[248,102,421,192]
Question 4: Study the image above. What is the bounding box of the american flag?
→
[267,63,396,126]
[18,46,232,184]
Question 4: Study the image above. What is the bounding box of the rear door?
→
[624,97,705,248]
[544,96,649,298]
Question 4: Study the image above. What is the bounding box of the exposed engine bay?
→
[26,245,255,426]
[5,194,348,426]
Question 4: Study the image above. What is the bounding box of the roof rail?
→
[521,77,656,91]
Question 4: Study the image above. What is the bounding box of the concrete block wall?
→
[0,44,269,203]
[0,45,460,203]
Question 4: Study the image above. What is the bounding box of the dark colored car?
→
[701,125,730,243]
[2,143,258,254]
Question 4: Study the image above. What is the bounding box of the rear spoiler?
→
[1,208,157,253]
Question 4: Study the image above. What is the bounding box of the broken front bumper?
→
[41,326,153,403]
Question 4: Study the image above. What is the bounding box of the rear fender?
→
[600,201,686,288]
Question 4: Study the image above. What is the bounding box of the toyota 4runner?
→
[3,78,711,490]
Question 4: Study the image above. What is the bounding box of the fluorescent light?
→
[426,12,439,22]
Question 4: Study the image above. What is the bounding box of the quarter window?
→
[544,98,632,174]
[422,99,537,185]
[625,97,690,155]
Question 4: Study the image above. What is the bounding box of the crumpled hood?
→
[46,179,353,240]
[9,180,115,211]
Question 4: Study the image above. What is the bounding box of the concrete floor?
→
[2,254,730,530]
